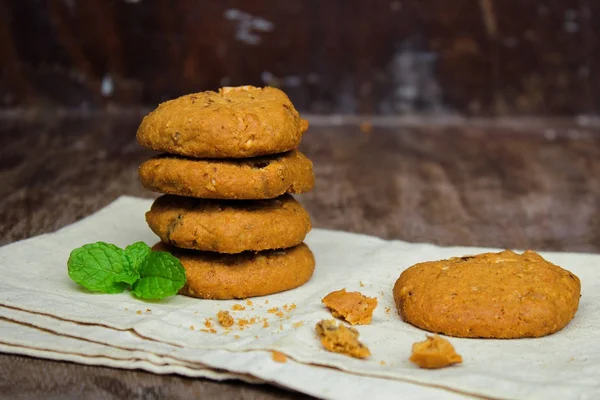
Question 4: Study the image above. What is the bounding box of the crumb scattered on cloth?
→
[410,335,462,369]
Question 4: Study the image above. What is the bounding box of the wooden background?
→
[2,0,599,115]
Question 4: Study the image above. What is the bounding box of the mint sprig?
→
[67,241,186,300]
[132,251,186,300]
[124,241,151,272]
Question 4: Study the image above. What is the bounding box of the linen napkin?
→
[0,196,599,399]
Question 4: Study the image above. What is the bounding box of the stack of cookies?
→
[136,86,316,299]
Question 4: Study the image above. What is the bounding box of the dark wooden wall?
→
[1,0,598,115]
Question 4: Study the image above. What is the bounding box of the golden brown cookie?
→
[137,86,309,158]
[139,150,314,200]
[146,194,311,254]
[153,242,315,299]
[393,250,581,339]
[322,289,378,325]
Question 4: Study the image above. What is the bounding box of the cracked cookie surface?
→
[146,194,311,254]
[137,86,308,158]
[393,250,581,338]
[153,242,315,299]
[139,150,314,200]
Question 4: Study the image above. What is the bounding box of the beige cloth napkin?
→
[0,316,251,381]
[0,196,599,399]
[0,306,465,399]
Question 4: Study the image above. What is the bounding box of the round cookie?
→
[136,86,309,158]
[139,150,314,200]
[393,250,581,339]
[153,242,315,299]
[146,194,311,254]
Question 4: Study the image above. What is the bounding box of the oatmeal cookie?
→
[146,194,311,254]
[153,242,315,299]
[137,86,308,158]
[139,150,314,200]
[393,250,581,338]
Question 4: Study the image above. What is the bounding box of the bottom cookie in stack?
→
[153,242,315,299]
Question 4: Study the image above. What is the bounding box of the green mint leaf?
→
[124,241,151,273]
[67,242,139,294]
[131,251,186,300]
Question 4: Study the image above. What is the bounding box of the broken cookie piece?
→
[322,288,378,325]
[217,310,234,328]
[409,335,463,369]
[315,319,370,359]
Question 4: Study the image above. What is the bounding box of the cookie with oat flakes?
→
[153,242,315,299]
[146,194,311,254]
[393,250,581,339]
[136,86,308,158]
[139,150,314,200]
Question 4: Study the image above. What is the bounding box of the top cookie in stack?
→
[136,86,316,300]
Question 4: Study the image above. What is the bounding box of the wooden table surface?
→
[1,113,599,398]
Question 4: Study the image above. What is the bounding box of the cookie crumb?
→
[293,321,304,328]
[272,351,288,363]
[385,306,391,314]
[204,318,213,329]
[238,319,249,328]
[136,310,142,315]
[234,335,240,339]
[217,310,234,328]
[265,300,269,304]
[380,360,387,366]
[409,335,462,369]
[232,304,246,311]
[246,300,254,306]
[267,307,278,314]
[279,324,284,331]
[190,325,195,331]
[200,328,217,334]
[124,308,128,311]
[359,281,365,287]
[146,308,151,312]
[262,319,270,328]
[322,288,378,325]
[315,319,370,359]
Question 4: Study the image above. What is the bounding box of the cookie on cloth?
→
[153,242,315,299]
[393,250,581,339]
[146,194,311,254]
[136,86,309,158]
[139,150,314,200]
